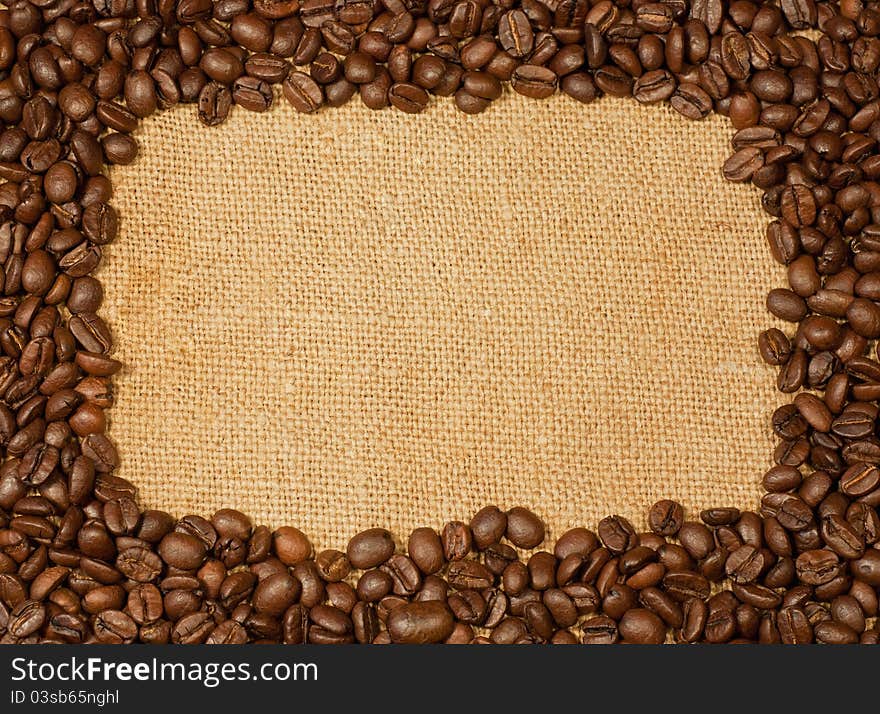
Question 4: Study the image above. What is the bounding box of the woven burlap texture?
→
[103,93,788,550]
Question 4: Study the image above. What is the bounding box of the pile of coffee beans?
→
[1,0,880,644]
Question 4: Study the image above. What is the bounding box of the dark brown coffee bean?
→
[387,601,454,643]
[723,146,764,182]
[847,298,880,338]
[670,82,713,119]
[253,573,300,616]
[498,10,534,58]
[618,607,666,644]
[93,609,137,644]
[648,500,684,536]
[506,507,546,549]
[232,76,273,112]
[198,82,232,126]
[388,82,429,113]
[469,506,507,550]
[561,72,598,103]
[511,65,557,99]
[796,549,841,585]
[263,60,315,107]
[348,528,395,569]
[407,527,444,575]
[272,526,311,565]
[158,532,206,571]
[581,614,618,644]
[200,49,244,85]
[245,53,291,84]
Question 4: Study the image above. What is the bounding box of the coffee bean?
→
[796,549,841,585]
[387,601,454,643]
[498,10,534,58]
[246,53,291,84]
[677,522,714,560]
[847,298,880,338]
[8,599,45,637]
[723,147,764,182]
[347,528,395,569]
[200,49,245,85]
[272,526,311,565]
[850,549,880,585]
[777,606,813,643]
[662,571,711,601]
[282,71,323,113]
[554,528,598,560]
[388,82,429,113]
[505,507,545,549]
[124,71,158,119]
[511,65,558,99]
[821,515,864,559]
[158,532,206,571]
[633,70,676,104]
[447,559,493,590]
[767,288,808,322]
[253,573,300,616]
[648,500,684,536]
[758,328,792,365]
[101,133,138,165]
[581,614,618,644]
[561,72,598,103]
[618,608,666,644]
[312,549,349,583]
[670,82,713,119]
[198,82,233,126]
[781,184,817,227]
[232,76,273,112]
[172,612,214,644]
[407,527,444,574]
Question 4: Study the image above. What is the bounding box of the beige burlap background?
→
[102,93,787,550]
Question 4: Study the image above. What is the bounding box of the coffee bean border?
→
[0,0,879,645]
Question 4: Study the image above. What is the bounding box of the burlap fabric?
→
[102,93,788,550]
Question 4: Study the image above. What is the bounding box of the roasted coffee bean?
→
[469,506,507,550]
[272,526,311,565]
[232,76,273,112]
[618,608,666,644]
[778,605,813,643]
[253,573,300,616]
[505,507,545,549]
[554,528,598,560]
[282,72,323,113]
[407,527,444,575]
[796,549,841,585]
[388,83,429,113]
[511,65,557,99]
[678,522,715,560]
[387,601,454,643]
[597,515,636,555]
[581,614,618,644]
[8,599,45,637]
[158,532,207,571]
[447,560,493,590]
[670,82,712,119]
[767,288,808,322]
[662,571,711,601]
[198,82,232,125]
[200,49,245,85]
[648,500,684,536]
[347,528,395,569]
[94,609,137,644]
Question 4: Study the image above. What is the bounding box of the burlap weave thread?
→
[103,94,787,550]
